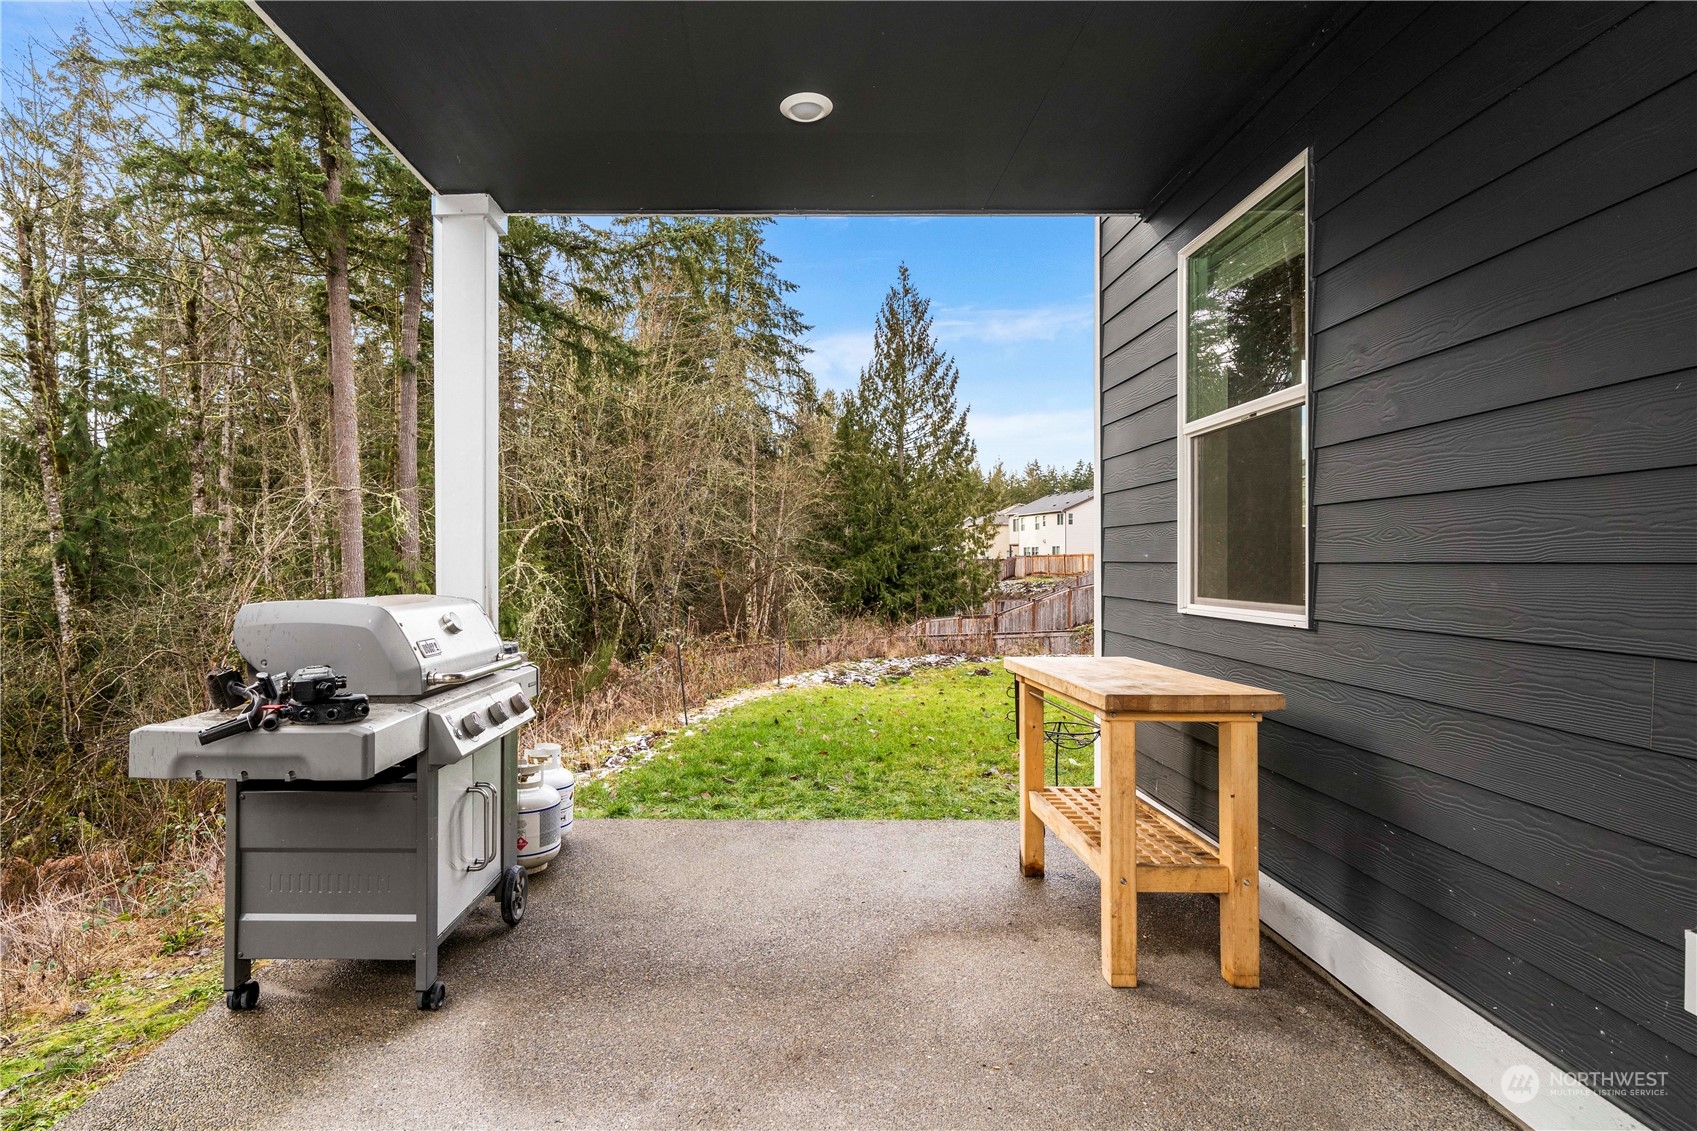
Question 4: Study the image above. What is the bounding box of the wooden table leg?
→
[1218,719,1260,987]
[1018,679,1045,876]
[1099,717,1137,986]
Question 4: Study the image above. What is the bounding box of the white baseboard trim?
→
[1136,791,1650,1131]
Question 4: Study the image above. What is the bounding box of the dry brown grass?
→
[1,821,223,1023]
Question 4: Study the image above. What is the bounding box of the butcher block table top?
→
[1002,655,1286,716]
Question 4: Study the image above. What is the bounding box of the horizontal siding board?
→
[1100,354,1175,427]
[1100,482,1175,529]
[1102,271,1177,356]
[1314,2,1651,215]
[1099,217,1160,287]
[1103,598,1656,747]
[1314,74,1697,330]
[1138,757,1695,1131]
[1315,563,1697,660]
[1314,172,1697,389]
[1103,629,1697,855]
[1101,523,1175,564]
[1099,215,1145,261]
[1653,659,1697,757]
[1100,397,1175,461]
[1142,721,1697,954]
[1314,467,1697,564]
[1138,724,1697,1055]
[1313,272,1697,446]
[1101,561,1176,604]
[1100,439,1175,492]
[1101,314,1176,392]
[1312,369,1697,504]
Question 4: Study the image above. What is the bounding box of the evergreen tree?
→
[820,265,988,618]
[121,0,379,596]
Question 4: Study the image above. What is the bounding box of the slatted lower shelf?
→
[1030,786,1232,893]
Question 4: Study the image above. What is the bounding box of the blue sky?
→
[3,1,1096,472]
[766,216,1094,472]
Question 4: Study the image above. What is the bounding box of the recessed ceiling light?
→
[780,92,833,124]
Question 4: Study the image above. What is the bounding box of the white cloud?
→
[802,329,873,391]
[968,408,1094,472]
[934,303,1092,345]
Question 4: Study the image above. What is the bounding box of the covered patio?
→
[94,2,1689,1128]
[62,820,1506,1130]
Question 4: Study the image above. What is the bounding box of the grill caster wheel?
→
[500,864,527,926]
[226,979,259,1011]
[416,981,446,1011]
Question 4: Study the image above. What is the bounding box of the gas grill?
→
[129,595,540,1011]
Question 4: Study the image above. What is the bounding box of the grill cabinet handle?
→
[466,781,497,871]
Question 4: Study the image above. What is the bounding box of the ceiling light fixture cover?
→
[779,92,833,123]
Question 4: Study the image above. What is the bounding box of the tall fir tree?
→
[820,265,988,618]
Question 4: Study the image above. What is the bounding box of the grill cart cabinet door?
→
[436,738,507,929]
[234,784,420,961]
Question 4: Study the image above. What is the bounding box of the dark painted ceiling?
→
[255,1,1340,214]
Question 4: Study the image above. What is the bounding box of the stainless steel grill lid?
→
[232,594,504,699]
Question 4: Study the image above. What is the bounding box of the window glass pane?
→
[1186,171,1306,422]
[1193,404,1306,610]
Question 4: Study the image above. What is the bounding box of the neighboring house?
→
[973,505,1022,559]
[1005,490,1096,557]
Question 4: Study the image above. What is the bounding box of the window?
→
[1177,153,1309,627]
[1067,513,1074,525]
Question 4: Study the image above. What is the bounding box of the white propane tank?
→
[533,743,575,839]
[525,744,575,840]
[515,762,561,873]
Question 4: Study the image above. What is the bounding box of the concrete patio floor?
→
[67,820,1510,1130]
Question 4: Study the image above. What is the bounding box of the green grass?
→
[0,959,221,1131]
[575,661,1095,819]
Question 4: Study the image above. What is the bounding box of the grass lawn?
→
[575,660,1095,819]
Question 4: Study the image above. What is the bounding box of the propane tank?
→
[515,762,561,873]
[533,743,575,839]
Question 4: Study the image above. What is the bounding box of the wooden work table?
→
[1003,655,1285,988]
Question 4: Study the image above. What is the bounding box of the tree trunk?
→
[16,213,74,652]
[321,121,364,596]
[285,356,325,593]
[184,269,208,525]
[397,207,426,574]
[217,333,237,570]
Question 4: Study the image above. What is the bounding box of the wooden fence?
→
[996,553,1094,580]
[914,575,1095,655]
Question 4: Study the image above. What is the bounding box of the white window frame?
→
[1175,150,1312,629]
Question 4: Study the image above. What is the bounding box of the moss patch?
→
[1,955,221,1131]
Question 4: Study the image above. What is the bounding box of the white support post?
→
[432,193,507,623]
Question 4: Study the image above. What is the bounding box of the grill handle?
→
[424,654,526,687]
[466,781,497,871]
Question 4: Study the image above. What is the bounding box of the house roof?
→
[251,2,1343,214]
[1008,490,1093,517]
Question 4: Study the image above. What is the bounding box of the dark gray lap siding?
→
[1097,5,1697,1128]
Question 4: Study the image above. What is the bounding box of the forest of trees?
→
[1,4,1091,862]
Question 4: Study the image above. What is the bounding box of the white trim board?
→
[1136,791,1650,1131]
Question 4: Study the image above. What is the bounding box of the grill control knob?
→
[461,711,486,737]
[509,691,531,714]
[487,700,510,724]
